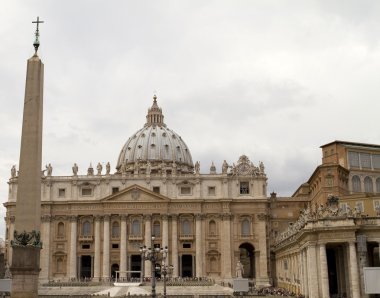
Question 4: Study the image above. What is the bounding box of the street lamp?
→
[161,263,174,298]
[140,236,168,298]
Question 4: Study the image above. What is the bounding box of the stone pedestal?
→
[10,246,41,298]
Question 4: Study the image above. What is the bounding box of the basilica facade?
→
[4,96,271,286]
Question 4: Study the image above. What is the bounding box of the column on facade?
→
[195,214,203,277]
[162,215,169,265]
[93,215,101,280]
[257,214,269,284]
[39,215,51,281]
[69,216,77,280]
[302,249,308,296]
[102,215,110,280]
[171,214,179,277]
[306,244,318,298]
[8,216,15,266]
[221,213,232,279]
[120,214,127,279]
[144,215,152,277]
[319,243,330,298]
[348,241,360,298]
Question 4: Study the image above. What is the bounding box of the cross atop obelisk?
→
[32,16,44,54]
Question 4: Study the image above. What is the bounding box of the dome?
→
[116,95,194,174]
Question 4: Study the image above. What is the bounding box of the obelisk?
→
[10,17,44,298]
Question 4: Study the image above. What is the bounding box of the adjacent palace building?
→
[4,47,380,298]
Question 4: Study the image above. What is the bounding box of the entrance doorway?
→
[239,243,255,278]
[181,254,193,277]
[111,263,119,279]
[326,244,349,297]
[327,248,338,296]
[80,255,92,279]
[131,255,142,278]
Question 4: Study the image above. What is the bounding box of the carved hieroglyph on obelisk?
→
[10,17,44,298]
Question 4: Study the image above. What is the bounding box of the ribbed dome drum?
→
[116,96,194,174]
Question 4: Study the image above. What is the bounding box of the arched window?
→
[82,221,91,236]
[209,220,216,236]
[58,222,65,237]
[376,178,380,193]
[182,219,191,235]
[352,176,361,192]
[364,176,373,193]
[112,221,120,238]
[153,221,160,237]
[131,219,141,236]
[241,219,250,236]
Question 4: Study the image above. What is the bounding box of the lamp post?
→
[161,264,174,298]
[140,236,168,298]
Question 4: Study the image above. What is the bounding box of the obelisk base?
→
[10,246,41,298]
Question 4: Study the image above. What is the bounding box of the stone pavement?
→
[39,284,234,297]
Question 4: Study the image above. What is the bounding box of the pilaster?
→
[120,214,127,279]
[170,214,178,277]
[69,215,77,280]
[102,214,110,280]
[93,215,102,281]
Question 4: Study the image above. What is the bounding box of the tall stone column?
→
[93,215,102,281]
[69,216,77,280]
[195,214,203,277]
[8,216,15,266]
[302,249,308,297]
[171,214,179,277]
[256,213,269,286]
[162,215,169,265]
[39,215,51,282]
[319,243,330,298]
[306,244,318,298]
[221,213,232,279]
[120,215,127,279]
[348,241,360,298]
[11,31,44,298]
[102,215,110,280]
[356,235,369,298]
[144,215,152,277]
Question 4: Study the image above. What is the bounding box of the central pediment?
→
[100,184,170,203]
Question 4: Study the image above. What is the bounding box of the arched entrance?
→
[111,263,119,279]
[239,243,255,278]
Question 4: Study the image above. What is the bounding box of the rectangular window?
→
[183,243,191,249]
[180,187,191,195]
[208,186,216,196]
[374,200,380,211]
[340,203,348,212]
[82,244,90,249]
[240,182,249,194]
[112,187,119,194]
[58,188,66,198]
[355,201,364,212]
[112,244,119,249]
[360,153,371,169]
[348,151,360,168]
[153,186,160,194]
[81,188,92,196]
[373,154,380,169]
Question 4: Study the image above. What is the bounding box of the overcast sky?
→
[1,1,380,237]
